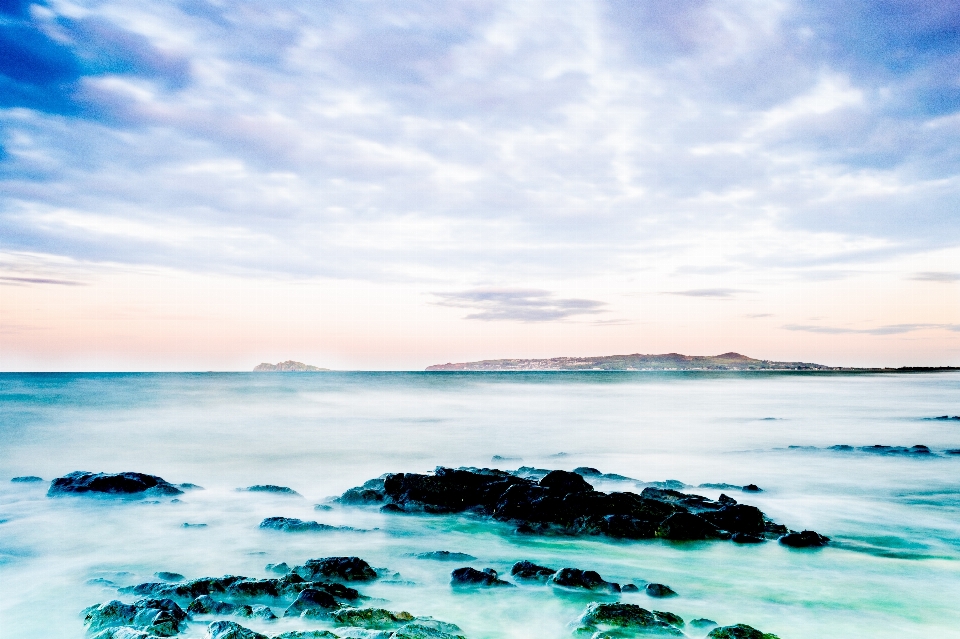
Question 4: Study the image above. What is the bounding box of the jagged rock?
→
[707,623,781,639]
[742,485,762,492]
[330,608,414,629]
[266,562,290,574]
[188,595,237,615]
[575,603,684,636]
[550,568,619,592]
[48,471,183,497]
[206,620,268,639]
[274,632,340,639]
[644,583,676,598]
[701,505,766,536]
[411,551,477,561]
[155,572,185,582]
[260,517,344,532]
[84,599,187,636]
[91,628,151,639]
[779,531,829,548]
[283,588,339,617]
[538,470,593,494]
[236,604,277,620]
[620,583,640,592]
[656,512,723,541]
[241,485,302,496]
[510,560,556,581]
[294,557,378,582]
[391,619,466,639]
[690,618,718,628]
[226,578,283,599]
[450,567,513,587]
[84,601,138,633]
[718,494,737,506]
[11,475,44,483]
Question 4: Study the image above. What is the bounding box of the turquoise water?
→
[1,372,959,637]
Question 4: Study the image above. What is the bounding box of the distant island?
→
[426,352,833,371]
[253,360,331,372]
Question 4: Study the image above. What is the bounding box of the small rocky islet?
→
[50,469,809,637]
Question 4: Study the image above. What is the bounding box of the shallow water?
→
[1,371,959,638]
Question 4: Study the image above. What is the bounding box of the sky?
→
[0,0,959,370]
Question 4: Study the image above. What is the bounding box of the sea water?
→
[1,371,958,638]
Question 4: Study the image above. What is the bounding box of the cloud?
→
[746,313,773,318]
[0,275,84,286]
[435,288,606,322]
[665,288,746,298]
[783,323,960,336]
[913,271,960,282]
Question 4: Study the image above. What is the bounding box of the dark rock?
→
[539,470,594,494]
[226,579,282,599]
[550,567,618,592]
[84,601,138,633]
[690,618,718,628]
[620,583,640,592]
[779,530,830,548]
[294,557,378,582]
[235,604,277,620]
[656,512,724,540]
[910,445,931,454]
[90,628,151,639]
[412,551,477,561]
[933,415,960,420]
[742,484,762,492]
[641,479,688,490]
[188,595,237,615]
[392,619,466,639]
[702,504,766,535]
[48,471,183,497]
[510,560,556,581]
[155,572,185,582]
[572,467,602,476]
[206,620,268,639]
[259,517,341,532]
[575,603,684,636]
[241,485,302,496]
[273,632,339,639]
[182,523,207,528]
[330,607,414,629]
[283,588,339,617]
[708,623,781,639]
[946,449,960,455]
[828,445,854,451]
[645,583,677,597]
[718,494,737,505]
[731,533,765,544]
[11,476,44,483]
[266,562,290,574]
[450,567,513,587]
[338,487,386,505]
[83,599,186,636]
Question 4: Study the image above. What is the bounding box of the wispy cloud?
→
[665,288,746,299]
[784,323,960,336]
[0,276,85,286]
[435,289,606,322]
[912,272,960,282]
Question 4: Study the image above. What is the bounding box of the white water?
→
[1,372,959,638]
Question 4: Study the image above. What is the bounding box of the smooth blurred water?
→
[1,371,959,638]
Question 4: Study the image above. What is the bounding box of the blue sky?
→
[1,0,958,369]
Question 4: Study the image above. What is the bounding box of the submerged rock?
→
[206,620,268,639]
[550,567,619,592]
[330,607,415,629]
[49,471,183,497]
[450,567,514,587]
[342,467,801,544]
[266,562,291,574]
[274,632,340,639]
[11,475,44,483]
[283,588,339,617]
[260,517,348,532]
[690,618,718,629]
[294,557,378,582]
[575,603,684,637]
[644,583,676,598]
[411,551,477,562]
[779,531,830,548]
[90,628,151,639]
[707,623,781,639]
[510,560,556,581]
[155,572,185,582]
[391,619,466,639]
[188,595,237,615]
[240,485,302,496]
[235,604,277,620]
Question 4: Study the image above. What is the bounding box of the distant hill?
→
[425,352,832,371]
[253,360,331,372]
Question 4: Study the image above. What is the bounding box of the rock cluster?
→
[337,467,822,544]
[48,471,183,497]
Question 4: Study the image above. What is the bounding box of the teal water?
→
[1,372,959,638]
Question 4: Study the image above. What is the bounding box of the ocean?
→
[1,371,958,638]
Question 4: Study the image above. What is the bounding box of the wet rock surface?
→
[294,557,379,582]
[551,568,620,592]
[260,517,353,532]
[48,471,184,497]
[450,567,513,587]
[574,602,684,637]
[285,588,339,617]
[779,530,830,548]
[84,598,188,636]
[707,623,781,639]
[339,467,813,543]
[206,620,268,639]
[510,560,556,581]
[410,551,477,561]
[644,583,676,598]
